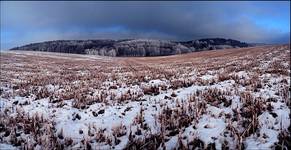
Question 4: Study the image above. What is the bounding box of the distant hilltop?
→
[11,38,252,57]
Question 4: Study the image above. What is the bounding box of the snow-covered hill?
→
[1,45,290,149]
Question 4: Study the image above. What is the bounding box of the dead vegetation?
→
[0,44,290,149]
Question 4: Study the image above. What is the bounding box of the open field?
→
[0,45,290,149]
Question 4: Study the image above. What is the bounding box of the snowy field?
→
[0,45,290,149]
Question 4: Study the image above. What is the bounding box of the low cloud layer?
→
[1,1,290,49]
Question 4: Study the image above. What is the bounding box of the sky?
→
[1,1,290,50]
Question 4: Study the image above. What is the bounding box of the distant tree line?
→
[11,38,250,57]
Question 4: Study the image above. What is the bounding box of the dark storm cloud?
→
[1,1,290,49]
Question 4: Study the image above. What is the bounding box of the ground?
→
[0,45,290,150]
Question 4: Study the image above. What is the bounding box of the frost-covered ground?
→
[0,45,290,149]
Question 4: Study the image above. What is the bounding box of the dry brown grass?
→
[0,44,290,149]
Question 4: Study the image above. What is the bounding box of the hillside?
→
[10,38,250,57]
[1,45,290,149]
